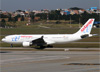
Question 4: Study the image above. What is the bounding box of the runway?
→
[0,50,100,72]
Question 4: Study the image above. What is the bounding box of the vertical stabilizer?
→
[75,18,95,35]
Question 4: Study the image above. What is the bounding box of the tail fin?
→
[75,18,95,35]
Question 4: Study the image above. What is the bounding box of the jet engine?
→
[22,42,31,47]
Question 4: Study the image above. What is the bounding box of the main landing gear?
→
[10,44,13,47]
[35,45,53,49]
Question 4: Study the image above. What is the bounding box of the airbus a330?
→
[2,19,96,49]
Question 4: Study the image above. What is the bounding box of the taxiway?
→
[0,50,100,72]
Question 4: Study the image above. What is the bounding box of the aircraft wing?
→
[32,36,46,46]
[43,38,55,44]
[31,36,55,46]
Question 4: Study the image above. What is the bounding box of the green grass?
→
[0,24,99,34]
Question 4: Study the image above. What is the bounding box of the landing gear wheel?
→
[47,45,53,48]
[40,46,46,49]
[10,44,13,47]
[34,46,46,49]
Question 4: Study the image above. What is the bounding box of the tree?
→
[21,16,25,21]
[69,7,83,10]
[8,16,12,22]
[0,14,9,18]
[0,19,6,27]
[30,12,35,21]
[55,10,62,20]
[36,13,47,20]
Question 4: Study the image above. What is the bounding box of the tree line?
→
[0,10,99,28]
[36,10,99,24]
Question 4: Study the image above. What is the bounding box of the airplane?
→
[1,18,96,49]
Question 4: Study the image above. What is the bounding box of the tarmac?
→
[0,48,100,72]
[0,47,100,51]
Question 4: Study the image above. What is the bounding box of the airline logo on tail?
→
[81,19,93,32]
[81,19,94,34]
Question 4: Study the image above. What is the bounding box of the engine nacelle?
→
[22,42,31,47]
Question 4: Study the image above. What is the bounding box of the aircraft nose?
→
[2,38,6,42]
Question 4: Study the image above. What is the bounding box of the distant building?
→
[90,7,97,10]
[64,11,70,15]
[86,7,99,14]
[78,9,85,14]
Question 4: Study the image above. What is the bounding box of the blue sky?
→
[0,0,99,11]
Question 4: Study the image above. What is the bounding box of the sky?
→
[0,0,99,11]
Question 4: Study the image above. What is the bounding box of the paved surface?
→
[0,47,100,51]
[0,50,100,72]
